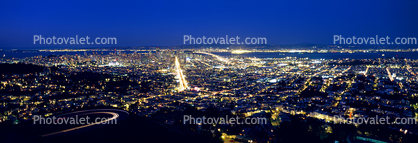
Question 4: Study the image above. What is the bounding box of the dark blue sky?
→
[0,0,417,48]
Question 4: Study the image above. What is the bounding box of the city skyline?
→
[1,49,417,143]
[1,1,417,143]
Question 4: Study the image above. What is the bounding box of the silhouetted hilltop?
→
[0,63,45,75]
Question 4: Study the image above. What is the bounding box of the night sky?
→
[0,0,417,48]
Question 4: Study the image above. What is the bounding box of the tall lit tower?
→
[156,46,160,53]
